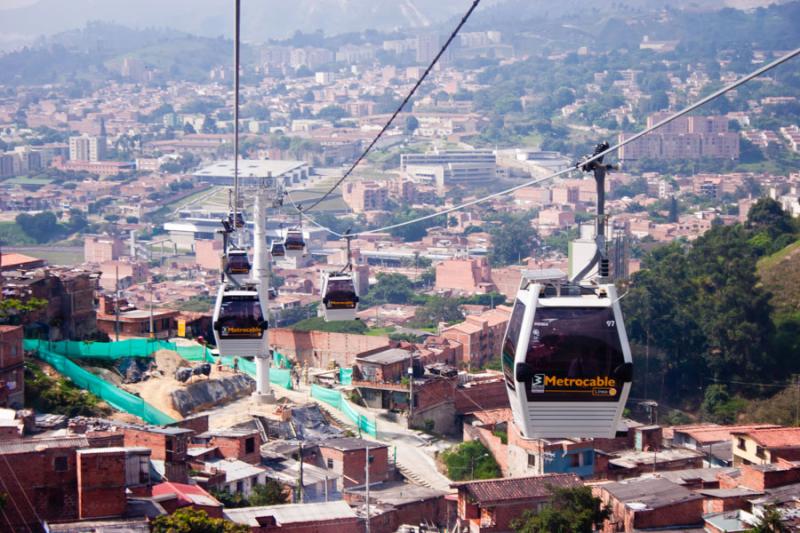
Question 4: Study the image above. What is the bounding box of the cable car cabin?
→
[228,211,245,230]
[501,270,633,439]
[225,249,252,285]
[270,241,286,258]
[321,273,359,321]
[212,286,268,357]
[284,230,305,258]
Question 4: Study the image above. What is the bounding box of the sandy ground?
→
[122,349,244,421]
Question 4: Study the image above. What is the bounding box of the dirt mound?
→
[122,350,249,421]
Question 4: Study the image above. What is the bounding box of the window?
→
[327,458,334,469]
[525,307,625,402]
[756,446,766,459]
[568,453,581,468]
[738,437,746,450]
[527,454,536,468]
[245,437,255,454]
[236,481,244,493]
[368,455,374,464]
[54,456,68,472]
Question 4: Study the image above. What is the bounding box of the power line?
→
[298,46,800,239]
[299,0,482,213]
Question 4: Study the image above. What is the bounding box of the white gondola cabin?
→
[270,241,286,258]
[225,249,251,285]
[212,286,268,357]
[321,273,359,321]
[501,270,633,439]
[284,229,305,258]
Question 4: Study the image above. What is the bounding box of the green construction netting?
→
[23,338,174,358]
[311,384,376,437]
[274,351,293,369]
[339,368,353,385]
[30,345,176,426]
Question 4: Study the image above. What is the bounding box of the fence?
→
[28,344,176,426]
[311,384,377,437]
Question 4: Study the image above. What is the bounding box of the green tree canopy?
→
[512,485,610,533]
[488,215,538,266]
[150,508,248,533]
[249,480,289,506]
[409,297,463,328]
[441,441,500,481]
[15,211,63,243]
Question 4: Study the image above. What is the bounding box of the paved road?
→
[205,376,455,492]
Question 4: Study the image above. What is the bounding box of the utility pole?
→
[149,280,155,339]
[408,352,416,425]
[297,441,304,503]
[795,374,799,427]
[365,444,370,533]
[114,265,120,341]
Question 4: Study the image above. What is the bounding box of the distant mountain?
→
[0,0,479,51]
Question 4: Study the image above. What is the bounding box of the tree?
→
[317,105,349,121]
[15,211,62,243]
[409,297,463,328]
[151,508,248,533]
[747,506,789,532]
[249,480,289,506]
[362,273,415,306]
[488,216,538,266]
[404,115,419,134]
[201,115,218,134]
[512,485,610,533]
[441,441,500,481]
[746,198,795,240]
[292,317,368,334]
[183,122,197,134]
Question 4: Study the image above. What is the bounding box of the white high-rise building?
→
[69,135,106,162]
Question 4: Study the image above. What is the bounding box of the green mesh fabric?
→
[29,344,176,426]
[23,338,174,358]
[311,384,376,437]
[339,367,353,385]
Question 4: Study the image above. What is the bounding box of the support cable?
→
[299,0,482,213]
[293,47,800,238]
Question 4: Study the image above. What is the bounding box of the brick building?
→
[0,252,47,272]
[268,328,390,368]
[0,437,151,531]
[317,438,389,491]
[435,257,495,295]
[195,238,224,271]
[0,325,24,408]
[152,481,223,518]
[97,295,179,339]
[453,474,581,532]
[194,428,262,465]
[342,180,389,213]
[84,234,126,263]
[731,427,800,466]
[1,267,99,339]
[441,306,510,368]
[122,424,192,483]
[618,113,740,161]
[595,477,704,532]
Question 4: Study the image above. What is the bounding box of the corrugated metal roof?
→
[224,500,356,527]
[454,474,581,504]
[320,437,386,452]
[600,477,703,509]
[0,436,89,454]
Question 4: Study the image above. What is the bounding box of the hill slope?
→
[758,239,800,315]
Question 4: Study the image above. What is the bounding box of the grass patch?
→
[366,327,395,336]
[2,176,53,185]
[0,222,35,245]
[25,361,111,417]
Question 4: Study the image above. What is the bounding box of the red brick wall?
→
[171,414,209,434]
[0,446,81,529]
[738,463,800,490]
[77,450,127,519]
[470,425,509,476]
[631,499,704,531]
[210,432,261,465]
[454,379,508,414]
[269,328,390,368]
[320,446,389,488]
